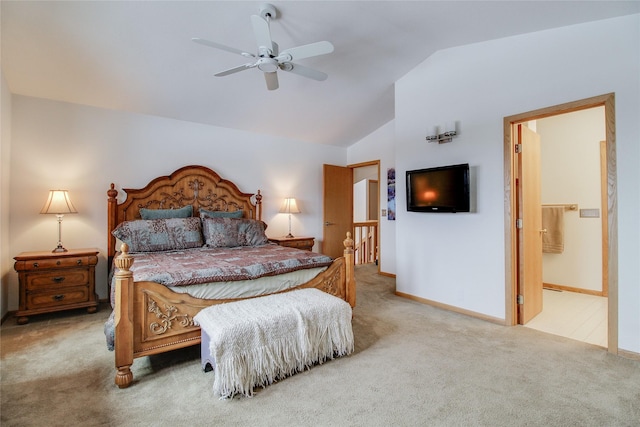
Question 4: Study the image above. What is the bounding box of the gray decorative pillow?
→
[237,218,269,246]
[202,217,240,248]
[139,205,192,220]
[199,208,243,219]
[112,217,203,253]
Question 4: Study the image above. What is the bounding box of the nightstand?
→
[269,236,315,251]
[14,248,99,324]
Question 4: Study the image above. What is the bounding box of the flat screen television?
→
[406,163,470,213]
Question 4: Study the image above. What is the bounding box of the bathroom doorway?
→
[504,93,618,353]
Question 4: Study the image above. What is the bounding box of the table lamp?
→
[279,197,300,238]
[40,190,78,252]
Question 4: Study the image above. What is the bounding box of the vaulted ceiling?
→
[2,1,638,147]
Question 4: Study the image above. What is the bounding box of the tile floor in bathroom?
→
[524,289,607,348]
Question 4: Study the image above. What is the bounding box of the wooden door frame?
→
[515,124,544,324]
[599,140,609,298]
[503,93,617,353]
[349,160,381,273]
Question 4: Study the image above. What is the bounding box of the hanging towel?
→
[542,206,564,253]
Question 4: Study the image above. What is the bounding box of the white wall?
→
[348,120,396,275]
[538,108,605,293]
[6,96,347,308]
[1,70,12,320]
[353,179,367,222]
[395,15,639,353]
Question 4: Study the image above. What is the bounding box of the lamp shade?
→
[40,190,78,215]
[279,197,300,214]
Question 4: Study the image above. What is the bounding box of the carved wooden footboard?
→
[108,165,355,388]
[113,239,354,388]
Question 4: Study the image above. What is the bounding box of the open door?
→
[516,124,544,324]
[505,93,617,352]
[323,164,353,259]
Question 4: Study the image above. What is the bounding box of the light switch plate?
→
[580,208,600,218]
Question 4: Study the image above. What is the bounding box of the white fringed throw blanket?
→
[194,289,354,399]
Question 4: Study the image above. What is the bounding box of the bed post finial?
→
[343,232,354,254]
[115,243,134,272]
[107,183,118,200]
[255,189,262,221]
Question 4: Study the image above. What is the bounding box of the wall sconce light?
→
[40,190,78,252]
[279,197,300,238]
[426,122,458,144]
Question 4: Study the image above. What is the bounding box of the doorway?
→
[353,164,379,266]
[503,93,618,353]
[323,161,380,270]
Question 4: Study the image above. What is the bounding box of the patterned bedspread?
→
[118,244,333,287]
[104,244,334,351]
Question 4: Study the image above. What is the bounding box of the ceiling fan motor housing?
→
[259,3,278,20]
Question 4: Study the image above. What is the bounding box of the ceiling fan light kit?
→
[193,3,333,91]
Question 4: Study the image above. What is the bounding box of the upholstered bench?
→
[200,329,216,373]
[194,288,354,398]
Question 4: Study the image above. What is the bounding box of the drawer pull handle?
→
[53,294,65,301]
[76,260,83,265]
[33,262,39,268]
[52,277,65,283]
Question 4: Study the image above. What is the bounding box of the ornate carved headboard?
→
[107,165,262,257]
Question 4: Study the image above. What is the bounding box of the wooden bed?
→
[107,165,355,388]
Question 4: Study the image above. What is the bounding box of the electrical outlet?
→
[381,209,387,216]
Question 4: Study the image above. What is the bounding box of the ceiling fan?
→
[192,3,334,91]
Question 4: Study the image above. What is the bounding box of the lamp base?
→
[285,233,294,238]
[52,244,68,253]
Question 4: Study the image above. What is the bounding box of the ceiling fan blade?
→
[214,63,256,77]
[192,38,255,58]
[280,63,328,81]
[264,72,279,91]
[251,15,273,53]
[280,41,334,62]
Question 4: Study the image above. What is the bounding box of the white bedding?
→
[169,266,328,300]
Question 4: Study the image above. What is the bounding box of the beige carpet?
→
[2,265,639,426]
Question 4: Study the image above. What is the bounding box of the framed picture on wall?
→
[387,168,396,220]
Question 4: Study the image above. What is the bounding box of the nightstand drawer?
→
[15,256,90,272]
[287,239,313,249]
[26,287,89,309]
[269,237,314,251]
[25,268,90,290]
